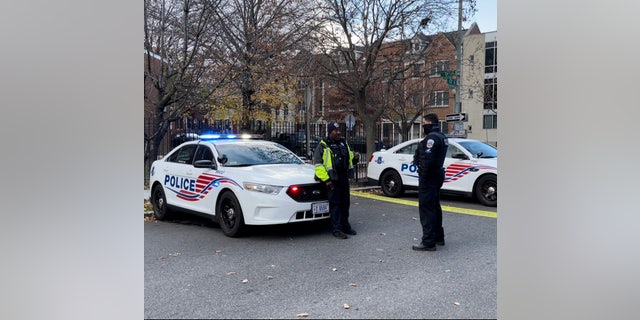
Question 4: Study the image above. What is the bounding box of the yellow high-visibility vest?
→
[314,140,355,182]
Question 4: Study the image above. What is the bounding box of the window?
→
[428,91,449,107]
[167,145,197,164]
[483,114,497,129]
[193,145,214,162]
[446,145,466,159]
[485,41,497,73]
[412,42,421,52]
[397,142,418,155]
[429,60,450,76]
[412,93,421,107]
[484,78,497,110]
[412,64,421,77]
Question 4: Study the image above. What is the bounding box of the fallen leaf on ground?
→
[242,279,249,284]
[343,303,350,309]
[348,283,358,287]
[453,301,460,306]
[331,267,337,271]
[296,312,309,317]
[266,275,274,280]
[227,272,237,276]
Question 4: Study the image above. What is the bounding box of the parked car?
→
[149,134,329,237]
[273,132,322,158]
[367,138,497,206]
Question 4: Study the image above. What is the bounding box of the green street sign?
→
[447,78,457,88]
[439,71,456,78]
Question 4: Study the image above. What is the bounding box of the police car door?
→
[161,144,198,207]
[183,144,220,215]
[443,141,474,192]
[396,141,420,187]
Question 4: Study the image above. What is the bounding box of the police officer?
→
[313,121,359,239]
[412,113,448,251]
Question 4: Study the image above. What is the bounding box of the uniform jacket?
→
[413,126,448,181]
[313,137,357,182]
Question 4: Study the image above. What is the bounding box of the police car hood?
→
[229,164,318,185]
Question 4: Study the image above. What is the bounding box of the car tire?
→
[151,185,173,220]
[380,170,404,197]
[474,174,497,207]
[216,191,246,237]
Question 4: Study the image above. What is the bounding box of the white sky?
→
[445,0,496,32]
[468,0,497,32]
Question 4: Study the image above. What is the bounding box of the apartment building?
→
[463,31,497,146]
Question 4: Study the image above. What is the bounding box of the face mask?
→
[423,123,434,135]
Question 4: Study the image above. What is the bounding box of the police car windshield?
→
[215,142,304,167]
[457,141,497,158]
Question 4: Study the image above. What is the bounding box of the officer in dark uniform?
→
[313,121,359,239]
[412,113,448,251]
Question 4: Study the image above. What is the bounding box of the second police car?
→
[148,134,329,237]
[367,138,497,206]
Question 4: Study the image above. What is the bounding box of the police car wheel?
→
[474,174,497,207]
[216,191,246,237]
[151,185,172,220]
[380,170,404,197]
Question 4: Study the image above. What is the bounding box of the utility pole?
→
[304,82,312,158]
[455,0,463,114]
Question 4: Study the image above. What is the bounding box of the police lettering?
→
[164,175,196,192]
[400,163,418,172]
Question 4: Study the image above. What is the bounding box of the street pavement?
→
[144,188,496,319]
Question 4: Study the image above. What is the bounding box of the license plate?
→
[312,202,329,214]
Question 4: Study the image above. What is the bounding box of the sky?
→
[445,0,496,33]
[468,0,496,32]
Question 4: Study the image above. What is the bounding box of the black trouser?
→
[418,170,445,246]
[327,173,351,232]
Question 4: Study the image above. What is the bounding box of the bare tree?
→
[144,0,229,173]
[314,0,470,157]
[210,0,324,133]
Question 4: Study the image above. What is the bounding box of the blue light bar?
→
[198,133,262,140]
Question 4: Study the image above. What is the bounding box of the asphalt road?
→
[144,192,496,319]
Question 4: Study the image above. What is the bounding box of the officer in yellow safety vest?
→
[313,121,359,239]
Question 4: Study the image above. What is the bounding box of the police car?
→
[367,138,497,206]
[148,134,329,237]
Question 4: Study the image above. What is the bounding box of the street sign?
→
[445,113,467,122]
[345,114,355,129]
[439,71,456,78]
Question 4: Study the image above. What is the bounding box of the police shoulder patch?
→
[426,139,435,149]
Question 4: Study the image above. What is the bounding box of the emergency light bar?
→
[198,133,261,140]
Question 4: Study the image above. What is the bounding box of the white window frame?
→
[428,91,449,107]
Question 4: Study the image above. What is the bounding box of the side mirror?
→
[194,160,216,169]
[217,154,228,164]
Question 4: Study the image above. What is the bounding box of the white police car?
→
[367,138,497,206]
[148,134,329,237]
